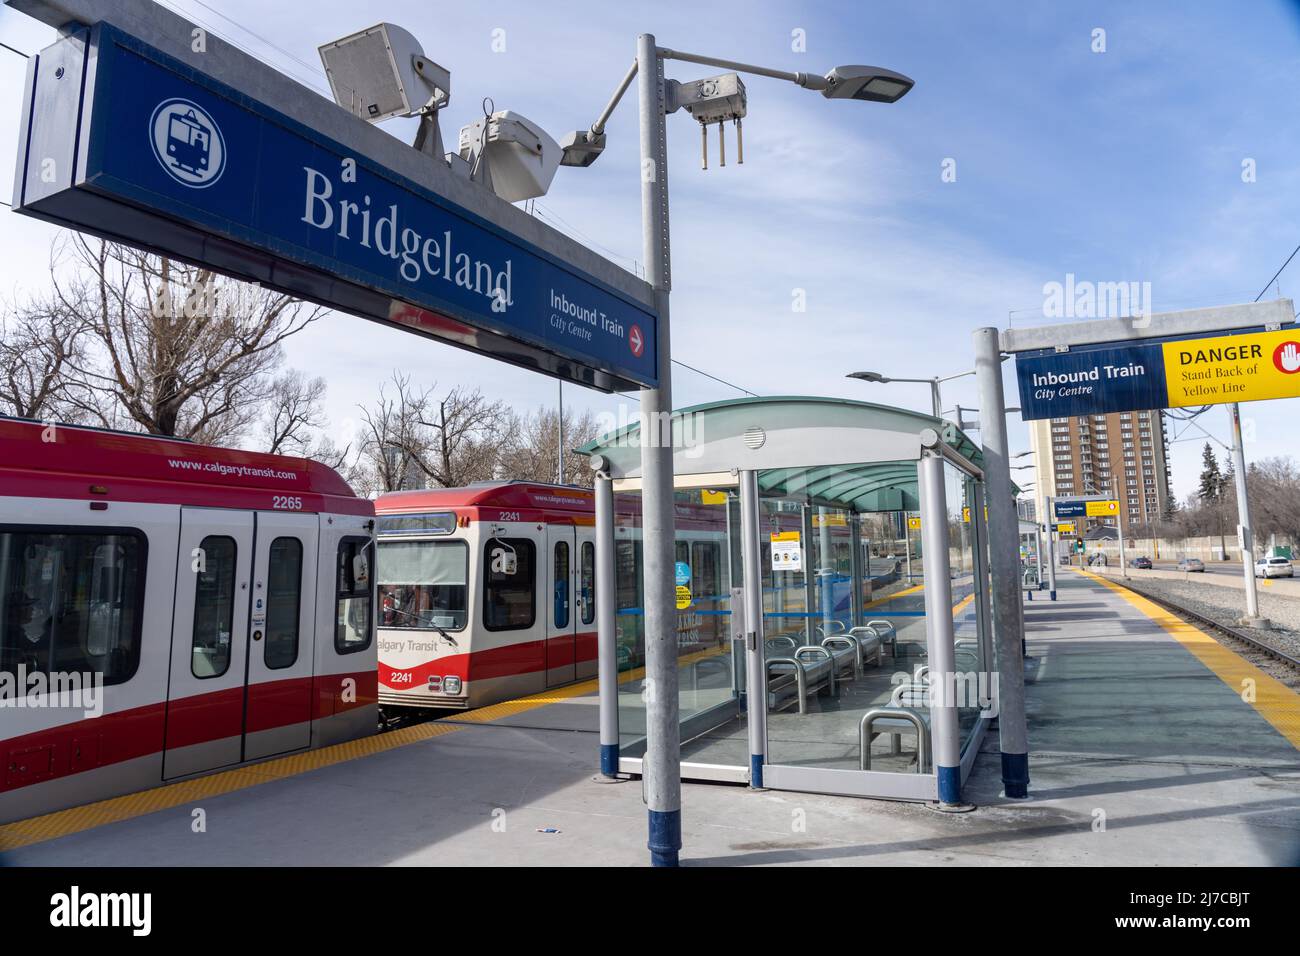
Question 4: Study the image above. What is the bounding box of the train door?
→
[164,508,254,779]
[164,509,319,778]
[243,512,319,761]
[575,527,598,679]
[545,522,577,687]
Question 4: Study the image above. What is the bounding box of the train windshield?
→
[378,540,468,631]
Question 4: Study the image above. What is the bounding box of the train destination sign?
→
[12,24,658,391]
[1054,499,1119,519]
[1016,325,1300,420]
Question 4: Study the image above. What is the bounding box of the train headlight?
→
[443,676,463,695]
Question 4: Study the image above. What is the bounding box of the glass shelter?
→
[581,397,1004,803]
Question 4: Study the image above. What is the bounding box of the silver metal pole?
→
[1118,512,1127,580]
[905,521,913,582]
[1045,495,1057,601]
[1229,402,1264,623]
[739,469,767,787]
[594,472,619,778]
[818,505,833,630]
[930,380,943,419]
[849,512,863,629]
[635,33,680,867]
[802,504,815,645]
[972,327,1029,798]
[918,444,961,804]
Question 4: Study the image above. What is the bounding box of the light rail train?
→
[0,418,378,824]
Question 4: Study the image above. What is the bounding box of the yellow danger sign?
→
[907,516,922,530]
[1056,521,1076,534]
[675,585,692,609]
[1084,500,1119,517]
[812,512,847,528]
[1164,329,1300,407]
[700,489,727,505]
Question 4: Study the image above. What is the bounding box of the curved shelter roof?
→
[578,396,1013,514]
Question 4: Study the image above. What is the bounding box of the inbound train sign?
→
[11,22,658,391]
[1011,304,1300,420]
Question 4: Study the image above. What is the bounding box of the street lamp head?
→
[847,371,889,384]
[559,129,608,167]
[819,65,914,103]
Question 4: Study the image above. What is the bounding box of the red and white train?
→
[0,418,377,824]
[374,482,739,711]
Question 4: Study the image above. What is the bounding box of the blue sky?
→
[2,0,1299,499]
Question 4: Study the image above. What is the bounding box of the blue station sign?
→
[1015,340,1167,421]
[12,24,658,391]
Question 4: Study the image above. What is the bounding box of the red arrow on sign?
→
[629,324,645,358]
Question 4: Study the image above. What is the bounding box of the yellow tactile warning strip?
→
[1076,568,1300,750]
[864,582,925,609]
[0,677,601,853]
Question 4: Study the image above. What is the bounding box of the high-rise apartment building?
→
[1027,409,1173,535]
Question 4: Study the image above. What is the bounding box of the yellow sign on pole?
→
[1164,329,1300,407]
[1056,521,1076,534]
[1084,500,1119,517]
[907,516,922,531]
[675,585,692,609]
[700,489,727,505]
[812,512,847,528]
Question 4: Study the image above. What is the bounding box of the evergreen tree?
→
[1197,443,1224,502]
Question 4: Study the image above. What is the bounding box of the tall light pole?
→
[567,41,913,867]
[847,369,976,419]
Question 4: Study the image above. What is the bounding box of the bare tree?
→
[498,405,602,486]
[415,386,510,488]
[260,370,328,455]
[354,373,510,492]
[0,293,86,421]
[52,236,324,441]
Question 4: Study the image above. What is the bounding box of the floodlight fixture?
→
[847,371,889,384]
[318,23,451,156]
[458,111,563,203]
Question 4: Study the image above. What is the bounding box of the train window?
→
[581,541,595,626]
[377,540,468,630]
[192,536,237,679]
[335,536,375,654]
[264,537,303,669]
[483,537,535,631]
[553,541,570,628]
[0,527,145,688]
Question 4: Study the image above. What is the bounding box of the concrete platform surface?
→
[2,571,1297,866]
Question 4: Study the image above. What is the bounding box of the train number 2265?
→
[272,495,304,510]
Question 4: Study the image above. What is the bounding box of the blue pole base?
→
[937,764,961,804]
[750,754,764,789]
[648,809,681,867]
[1026,590,1033,601]
[1049,589,1057,601]
[1001,751,1030,798]
[599,743,618,777]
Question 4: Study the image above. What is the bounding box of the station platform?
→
[2,570,1297,866]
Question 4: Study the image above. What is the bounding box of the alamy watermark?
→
[1042,273,1153,327]
[0,666,104,718]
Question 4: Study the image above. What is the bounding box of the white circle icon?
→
[149,98,226,188]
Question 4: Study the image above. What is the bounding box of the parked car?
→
[1254,556,1295,578]
[1177,557,1206,572]
[1129,556,1153,569]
